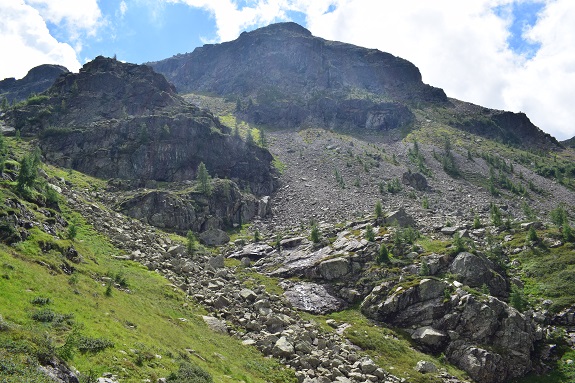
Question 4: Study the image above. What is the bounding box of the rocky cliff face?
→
[6,56,277,196]
[0,64,68,104]
[150,22,559,149]
[149,22,444,131]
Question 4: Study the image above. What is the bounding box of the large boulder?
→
[282,282,345,314]
[318,257,350,280]
[450,252,508,297]
[402,171,428,191]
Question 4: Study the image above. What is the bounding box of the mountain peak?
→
[240,22,312,38]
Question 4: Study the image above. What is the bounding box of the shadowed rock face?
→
[0,64,69,104]
[150,22,559,150]
[6,56,278,196]
[149,22,445,131]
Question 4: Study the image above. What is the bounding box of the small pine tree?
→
[365,224,375,242]
[0,132,7,174]
[563,224,573,242]
[245,129,255,145]
[17,148,41,193]
[253,229,260,243]
[67,221,78,241]
[473,214,481,229]
[377,244,389,264]
[509,285,528,312]
[258,128,266,147]
[310,221,321,244]
[419,260,430,276]
[490,203,503,227]
[452,232,466,253]
[422,196,429,209]
[550,204,568,228]
[1,96,8,110]
[526,226,538,243]
[196,162,211,195]
[105,280,113,297]
[374,200,383,219]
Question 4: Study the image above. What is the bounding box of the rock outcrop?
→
[360,277,539,383]
[0,64,68,104]
[5,56,278,196]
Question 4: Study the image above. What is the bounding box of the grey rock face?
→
[402,172,428,191]
[8,56,278,197]
[450,252,508,297]
[150,22,445,132]
[199,229,230,246]
[318,257,350,280]
[361,278,535,383]
[283,282,345,314]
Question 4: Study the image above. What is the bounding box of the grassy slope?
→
[0,138,295,383]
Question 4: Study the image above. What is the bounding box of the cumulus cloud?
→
[24,0,102,38]
[0,1,81,79]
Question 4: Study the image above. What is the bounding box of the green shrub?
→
[310,222,321,244]
[374,200,383,219]
[526,226,539,243]
[365,225,375,242]
[31,309,55,322]
[386,178,402,193]
[422,196,429,209]
[550,204,568,228]
[167,361,213,383]
[77,336,114,353]
[31,297,51,306]
[490,203,503,227]
[419,261,430,276]
[26,94,49,106]
[509,285,529,312]
[377,244,389,264]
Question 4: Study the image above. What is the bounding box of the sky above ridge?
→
[1,0,574,140]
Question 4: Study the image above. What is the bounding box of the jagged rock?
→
[318,257,349,280]
[384,208,415,227]
[202,316,227,333]
[0,64,68,104]
[280,236,304,249]
[283,282,344,314]
[361,278,535,383]
[239,288,257,301]
[449,252,508,297]
[9,56,278,197]
[272,336,294,358]
[207,255,225,269]
[415,360,438,374]
[150,23,444,131]
[402,172,428,191]
[411,327,447,349]
[199,228,230,246]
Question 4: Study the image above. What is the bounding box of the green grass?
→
[0,160,296,383]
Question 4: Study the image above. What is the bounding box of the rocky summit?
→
[2,21,575,383]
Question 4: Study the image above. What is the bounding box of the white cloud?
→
[120,1,128,18]
[24,0,102,39]
[0,1,81,79]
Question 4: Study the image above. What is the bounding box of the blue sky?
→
[1,1,575,140]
